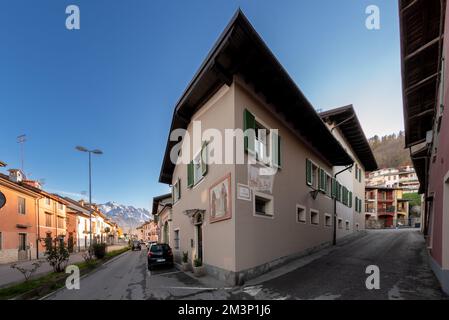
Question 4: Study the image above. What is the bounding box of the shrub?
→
[44,237,69,273]
[193,257,202,268]
[182,252,188,263]
[93,243,107,259]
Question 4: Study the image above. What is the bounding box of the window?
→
[45,213,52,227]
[346,221,350,230]
[348,192,353,208]
[244,109,281,168]
[306,159,319,189]
[296,205,306,223]
[325,214,332,228]
[18,197,26,215]
[45,198,51,206]
[355,164,359,180]
[174,230,180,250]
[188,143,208,188]
[358,168,362,183]
[58,203,64,211]
[310,209,319,226]
[58,216,64,229]
[172,178,181,203]
[356,223,360,231]
[0,232,2,250]
[342,187,349,206]
[338,218,343,229]
[254,193,274,217]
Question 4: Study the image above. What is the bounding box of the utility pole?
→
[17,134,26,172]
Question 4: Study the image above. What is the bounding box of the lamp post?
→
[76,146,103,251]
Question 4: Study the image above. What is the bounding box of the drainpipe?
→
[333,164,354,246]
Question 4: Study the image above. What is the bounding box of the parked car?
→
[147,243,174,270]
[131,240,142,251]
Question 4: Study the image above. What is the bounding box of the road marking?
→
[148,270,181,277]
[163,286,234,291]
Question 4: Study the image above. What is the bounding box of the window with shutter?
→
[244,109,256,154]
[331,178,337,198]
[349,192,353,208]
[187,161,194,188]
[271,132,281,168]
[306,159,312,186]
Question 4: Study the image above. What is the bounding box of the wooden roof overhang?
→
[400,0,446,148]
[320,105,378,172]
[159,10,353,184]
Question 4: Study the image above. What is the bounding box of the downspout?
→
[36,197,40,259]
[333,164,354,246]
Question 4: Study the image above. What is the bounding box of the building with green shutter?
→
[320,105,378,236]
[158,10,362,285]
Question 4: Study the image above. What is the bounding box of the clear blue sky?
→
[0,0,403,209]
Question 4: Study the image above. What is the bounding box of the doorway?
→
[18,233,28,261]
[194,213,203,262]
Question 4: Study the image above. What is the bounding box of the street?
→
[47,229,447,300]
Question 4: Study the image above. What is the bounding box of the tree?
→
[44,236,70,273]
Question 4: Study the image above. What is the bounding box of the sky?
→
[0,0,403,209]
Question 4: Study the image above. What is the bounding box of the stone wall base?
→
[429,254,449,295]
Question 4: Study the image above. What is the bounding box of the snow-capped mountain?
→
[99,202,152,232]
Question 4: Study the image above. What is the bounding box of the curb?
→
[38,250,130,300]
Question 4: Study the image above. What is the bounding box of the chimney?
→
[79,200,85,206]
[8,169,25,183]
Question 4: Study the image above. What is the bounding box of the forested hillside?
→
[368,131,412,169]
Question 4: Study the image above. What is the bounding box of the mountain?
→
[99,202,152,233]
[368,131,412,169]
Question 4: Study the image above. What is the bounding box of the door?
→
[18,233,28,261]
[163,221,169,244]
[196,224,203,262]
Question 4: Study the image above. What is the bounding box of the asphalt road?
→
[47,229,447,300]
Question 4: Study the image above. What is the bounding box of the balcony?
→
[378,198,394,202]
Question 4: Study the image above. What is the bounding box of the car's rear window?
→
[150,244,169,252]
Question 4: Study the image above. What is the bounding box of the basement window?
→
[296,205,306,223]
[338,218,343,229]
[310,209,319,226]
[346,221,350,230]
[325,214,332,228]
[254,193,274,217]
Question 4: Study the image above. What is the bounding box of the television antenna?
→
[17,134,27,172]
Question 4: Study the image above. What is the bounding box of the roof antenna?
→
[17,134,27,173]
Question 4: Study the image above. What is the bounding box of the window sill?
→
[254,213,274,220]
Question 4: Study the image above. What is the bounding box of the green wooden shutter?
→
[187,161,194,188]
[201,142,208,177]
[272,132,281,168]
[244,109,256,154]
[306,159,312,186]
[331,178,336,198]
[349,191,352,208]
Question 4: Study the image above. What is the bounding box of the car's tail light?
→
[148,251,153,257]
[168,250,173,256]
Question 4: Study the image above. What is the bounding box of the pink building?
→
[400,0,449,293]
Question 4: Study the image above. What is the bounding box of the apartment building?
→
[158,11,355,284]
[137,221,159,243]
[0,172,42,263]
[366,166,420,192]
[320,105,378,236]
[152,194,172,244]
[65,197,93,250]
[365,187,410,228]
[400,0,449,293]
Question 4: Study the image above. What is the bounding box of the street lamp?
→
[75,146,103,251]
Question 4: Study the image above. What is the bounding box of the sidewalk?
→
[0,252,85,289]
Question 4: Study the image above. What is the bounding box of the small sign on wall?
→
[237,184,251,201]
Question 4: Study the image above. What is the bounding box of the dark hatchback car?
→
[147,244,174,270]
[131,240,142,251]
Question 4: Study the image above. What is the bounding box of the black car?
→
[131,240,142,251]
[147,243,174,270]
